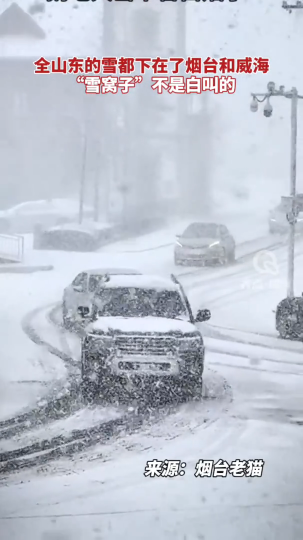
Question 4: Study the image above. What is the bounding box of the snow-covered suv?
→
[81,274,211,403]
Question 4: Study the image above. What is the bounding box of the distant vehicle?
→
[0,199,94,234]
[174,222,236,266]
[269,202,303,234]
[275,296,303,340]
[35,223,98,252]
[81,273,211,403]
[62,268,142,327]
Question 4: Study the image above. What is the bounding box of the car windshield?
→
[182,223,219,238]
[96,287,188,319]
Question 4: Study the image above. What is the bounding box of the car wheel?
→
[278,322,292,340]
[81,350,117,404]
[219,249,228,265]
[228,249,236,263]
[279,328,288,339]
[181,371,203,402]
[191,377,203,401]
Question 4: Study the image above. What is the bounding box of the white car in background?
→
[269,202,303,234]
[174,222,236,266]
[0,199,94,234]
[62,268,141,327]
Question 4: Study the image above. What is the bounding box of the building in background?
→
[0,1,103,211]
[0,1,212,221]
[102,1,212,222]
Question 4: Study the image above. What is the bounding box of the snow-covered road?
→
[1,360,303,540]
[1,218,303,539]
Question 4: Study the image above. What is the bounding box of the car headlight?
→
[87,334,115,347]
[209,241,221,248]
[175,241,183,247]
[178,334,202,351]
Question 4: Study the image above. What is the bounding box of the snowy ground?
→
[0,212,281,422]
[1,214,303,539]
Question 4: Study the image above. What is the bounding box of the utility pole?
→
[93,169,99,222]
[250,82,302,297]
[288,89,298,298]
[176,1,188,216]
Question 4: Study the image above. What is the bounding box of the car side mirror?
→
[195,309,211,322]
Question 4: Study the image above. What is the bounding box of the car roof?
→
[184,222,221,229]
[85,268,141,276]
[49,223,95,233]
[102,274,180,291]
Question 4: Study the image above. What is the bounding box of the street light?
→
[282,1,303,13]
[250,82,303,297]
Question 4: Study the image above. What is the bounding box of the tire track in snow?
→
[0,308,231,476]
[0,306,82,439]
[3,233,288,473]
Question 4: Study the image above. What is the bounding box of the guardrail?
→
[0,234,24,263]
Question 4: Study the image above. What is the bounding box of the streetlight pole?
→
[250,82,303,297]
[288,89,298,297]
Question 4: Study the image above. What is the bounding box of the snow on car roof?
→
[48,223,96,234]
[183,222,221,230]
[85,268,141,276]
[102,274,180,291]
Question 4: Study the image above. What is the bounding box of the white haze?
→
[0,0,300,223]
[187,0,303,215]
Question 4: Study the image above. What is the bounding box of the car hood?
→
[177,236,220,248]
[86,316,197,335]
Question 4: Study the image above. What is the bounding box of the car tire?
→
[279,328,289,340]
[219,248,228,265]
[81,349,117,404]
[181,370,203,402]
[228,249,236,263]
[278,323,291,340]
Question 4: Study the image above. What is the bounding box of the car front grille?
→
[115,335,175,356]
